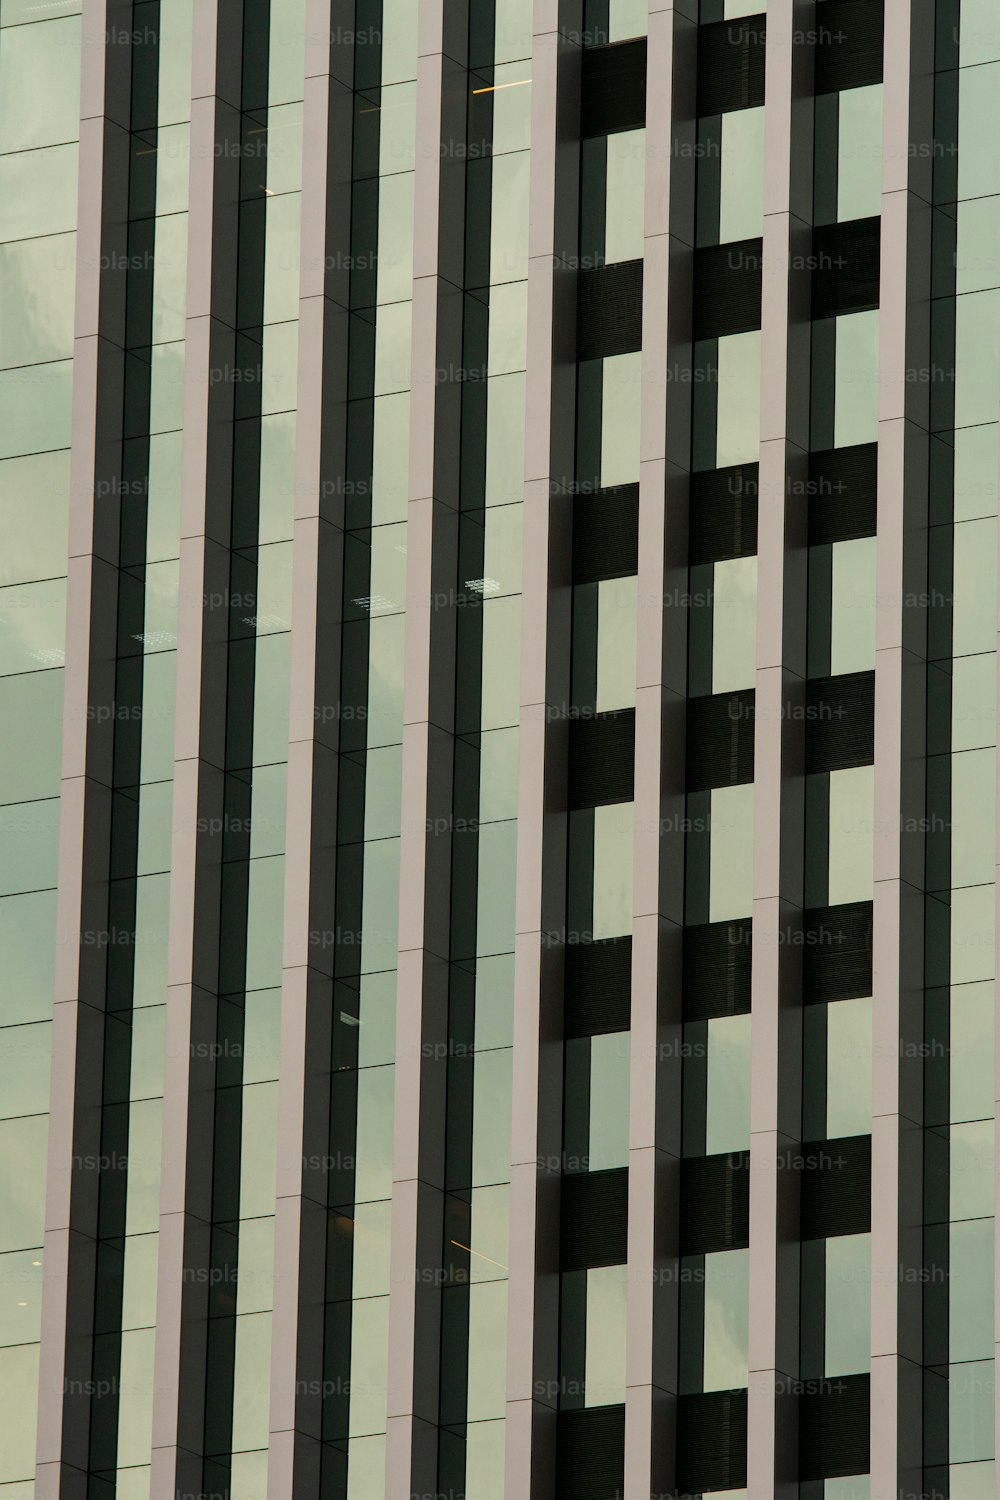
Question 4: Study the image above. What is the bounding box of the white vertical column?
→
[151,1,241,1493]
[747,0,812,1491]
[505,3,577,1495]
[266,2,348,1495]
[624,1,695,1495]
[35,2,131,1494]
[870,0,934,1493]
[385,3,461,1493]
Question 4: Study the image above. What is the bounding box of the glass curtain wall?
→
[558,9,647,1447]
[0,1,81,1491]
[922,0,999,1490]
[436,3,531,1498]
[83,6,194,1497]
[220,5,306,1497]
[194,4,303,1496]
[676,7,761,1421]
[320,4,417,1494]
[795,44,883,1498]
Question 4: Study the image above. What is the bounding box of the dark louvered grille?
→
[802,900,873,1003]
[679,1152,750,1253]
[685,691,755,790]
[565,936,632,1037]
[697,16,766,112]
[689,465,759,563]
[568,710,636,808]
[556,1406,626,1499]
[581,39,647,135]
[693,239,763,339]
[577,259,643,359]
[799,1135,872,1240]
[560,1168,629,1270]
[815,0,884,92]
[676,1389,749,1493]
[808,443,877,544]
[572,485,640,583]
[683,919,753,1020]
[799,1373,871,1479]
[812,218,881,318]
[804,671,875,773]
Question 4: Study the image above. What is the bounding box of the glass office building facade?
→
[0,0,998,1496]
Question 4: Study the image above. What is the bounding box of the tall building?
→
[0,0,996,1497]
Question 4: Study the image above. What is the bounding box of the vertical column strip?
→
[747,0,812,1491]
[266,3,349,1496]
[624,1,694,1495]
[385,3,463,1493]
[150,2,242,1494]
[870,0,934,1493]
[35,3,131,1494]
[504,4,578,1496]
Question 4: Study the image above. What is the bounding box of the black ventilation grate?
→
[697,16,766,113]
[565,936,632,1037]
[568,710,636,809]
[689,465,759,564]
[577,259,643,359]
[572,485,640,583]
[581,39,647,136]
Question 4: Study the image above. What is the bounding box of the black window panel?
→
[556,1406,626,1499]
[804,671,876,773]
[696,16,766,114]
[568,709,636,808]
[560,1168,629,1270]
[572,484,640,583]
[679,1152,750,1253]
[693,239,763,339]
[683,918,753,1020]
[808,443,877,544]
[689,464,759,564]
[812,218,881,319]
[799,1372,871,1480]
[565,936,632,1038]
[799,1134,872,1239]
[577,260,643,360]
[676,1389,749,1493]
[814,0,884,93]
[685,690,755,791]
[802,900,873,1004]
[580,39,647,136]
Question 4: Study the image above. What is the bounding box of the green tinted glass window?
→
[0,890,55,1026]
[0,1114,47,1252]
[0,238,75,373]
[0,18,81,151]
[825,1233,871,1375]
[0,1249,43,1346]
[605,129,645,263]
[0,1022,50,1120]
[585,1263,628,1405]
[0,578,65,675]
[0,450,69,586]
[0,144,77,241]
[0,671,62,803]
[702,1248,749,1391]
[709,783,754,922]
[348,1295,390,1436]
[705,1013,752,1154]
[0,1342,39,1481]
[958,63,1000,200]
[466,1280,508,1420]
[0,797,59,896]
[0,361,72,459]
